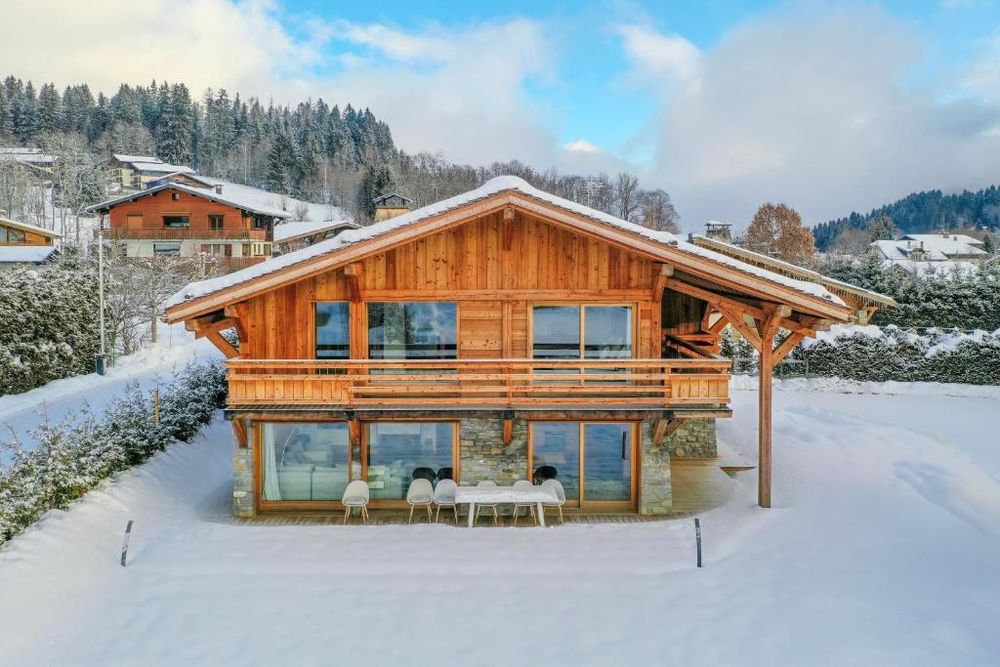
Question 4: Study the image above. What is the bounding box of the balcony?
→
[225,358,731,410]
[104,228,268,240]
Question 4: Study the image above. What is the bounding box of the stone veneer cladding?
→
[459,418,529,485]
[665,419,717,459]
[638,419,671,515]
[233,444,255,517]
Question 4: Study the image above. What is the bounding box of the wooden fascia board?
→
[164,189,851,323]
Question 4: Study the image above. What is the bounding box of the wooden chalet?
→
[86,182,290,272]
[163,176,881,518]
[0,217,60,268]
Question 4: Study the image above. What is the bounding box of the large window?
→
[315,302,350,360]
[366,422,455,501]
[530,422,634,507]
[0,227,26,244]
[208,214,225,230]
[368,302,457,360]
[532,305,632,361]
[162,215,190,228]
[261,423,350,502]
[152,242,181,255]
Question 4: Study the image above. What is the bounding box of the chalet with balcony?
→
[163,177,881,518]
[86,182,290,272]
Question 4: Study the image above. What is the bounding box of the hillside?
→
[813,185,1000,250]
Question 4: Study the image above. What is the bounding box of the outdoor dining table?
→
[454,485,557,528]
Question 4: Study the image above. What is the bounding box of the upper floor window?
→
[209,215,224,230]
[316,302,350,360]
[163,215,190,228]
[532,305,632,361]
[368,302,457,360]
[0,227,26,244]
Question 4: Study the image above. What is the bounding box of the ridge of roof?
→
[164,176,847,311]
[0,216,62,238]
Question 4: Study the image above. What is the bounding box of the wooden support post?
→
[348,419,361,449]
[344,262,364,303]
[502,418,513,446]
[231,418,248,448]
[757,315,779,509]
[652,263,674,303]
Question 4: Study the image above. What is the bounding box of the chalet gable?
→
[163,177,854,325]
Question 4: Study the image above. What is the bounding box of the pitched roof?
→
[164,177,854,321]
[130,161,195,174]
[0,246,58,264]
[273,219,360,244]
[112,154,162,164]
[85,182,292,219]
[0,217,62,238]
[690,234,896,308]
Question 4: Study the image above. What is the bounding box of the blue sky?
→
[3,0,1000,227]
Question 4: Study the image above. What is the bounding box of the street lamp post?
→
[96,213,107,375]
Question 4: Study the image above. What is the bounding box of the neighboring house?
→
[85,181,290,272]
[110,154,195,189]
[0,147,56,182]
[372,192,413,222]
[164,176,883,519]
[871,232,989,275]
[0,216,61,268]
[273,219,360,252]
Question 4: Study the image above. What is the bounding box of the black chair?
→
[411,467,436,482]
[533,465,557,485]
[436,466,454,481]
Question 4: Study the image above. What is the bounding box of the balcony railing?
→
[103,228,268,240]
[226,358,731,409]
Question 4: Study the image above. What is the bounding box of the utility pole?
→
[96,213,107,375]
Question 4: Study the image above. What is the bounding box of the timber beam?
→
[344,262,364,303]
[652,263,674,303]
[653,417,686,445]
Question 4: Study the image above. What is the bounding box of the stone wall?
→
[665,418,717,459]
[459,418,528,485]
[638,419,672,515]
[233,444,255,517]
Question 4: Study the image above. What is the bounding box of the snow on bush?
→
[0,360,226,544]
[0,266,102,396]
[723,325,1000,385]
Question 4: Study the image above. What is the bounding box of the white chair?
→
[540,479,566,524]
[510,479,538,526]
[341,480,370,525]
[433,478,459,523]
[474,480,501,526]
[406,478,434,523]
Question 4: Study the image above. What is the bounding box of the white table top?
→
[454,486,556,504]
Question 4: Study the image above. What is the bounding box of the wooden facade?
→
[165,180,871,515]
[0,218,58,246]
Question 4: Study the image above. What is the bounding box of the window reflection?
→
[261,423,350,501]
[316,302,350,359]
[367,422,454,501]
[368,302,457,360]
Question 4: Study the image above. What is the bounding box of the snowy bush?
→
[723,325,1000,385]
[0,360,227,545]
[0,267,102,396]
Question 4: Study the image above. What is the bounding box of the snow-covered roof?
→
[0,246,58,264]
[690,234,895,307]
[0,217,61,238]
[880,258,981,277]
[273,220,360,244]
[166,176,848,312]
[113,154,162,164]
[0,147,56,165]
[86,182,292,219]
[872,234,987,263]
[131,161,195,175]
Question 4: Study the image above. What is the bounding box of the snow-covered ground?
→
[0,324,220,464]
[0,385,997,666]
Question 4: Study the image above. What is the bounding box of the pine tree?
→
[983,233,995,255]
[15,81,39,142]
[0,88,12,140]
[266,131,293,193]
[37,83,61,134]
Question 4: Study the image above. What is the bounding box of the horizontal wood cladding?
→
[107,188,257,233]
[239,211,663,360]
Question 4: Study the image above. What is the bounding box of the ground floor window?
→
[529,422,635,506]
[366,422,455,501]
[261,422,350,501]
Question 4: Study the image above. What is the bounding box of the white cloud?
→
[562,139,602,153]
[615,24,701,85]
[621,7,1000,230]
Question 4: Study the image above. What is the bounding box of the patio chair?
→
[341,480,370,525]
[433,478,459,524]
[540,478,566,524]
[474,480,501,526]
[510,479,538,527]
[411,467,436,483]
[533,465,558,485]
[406,478,435,524]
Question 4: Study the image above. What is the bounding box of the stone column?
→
[233,443,255,517]
[459,417,528,485]
[639,419,672,515]
[665,418,717,459]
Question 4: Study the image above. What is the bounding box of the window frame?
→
[162,215,190,229]
[314,301,351,361]
[255,420,355,511]
[526,420,638,510]
[366,301,459,362]
[361,419,460,508]
[208,214,225,231]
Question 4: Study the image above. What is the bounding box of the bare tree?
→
[41,133,106,244]
[640,189,681,233]
[613,172,641,222]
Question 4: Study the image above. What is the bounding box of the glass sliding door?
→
[583,423,633,502]
[532,305,633,378]
[366,422,455,501]
[530,422,580,503]
[529,422,636,508]
[368,302,457,361]
[583,306,632,360]
[261,423,350,502]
